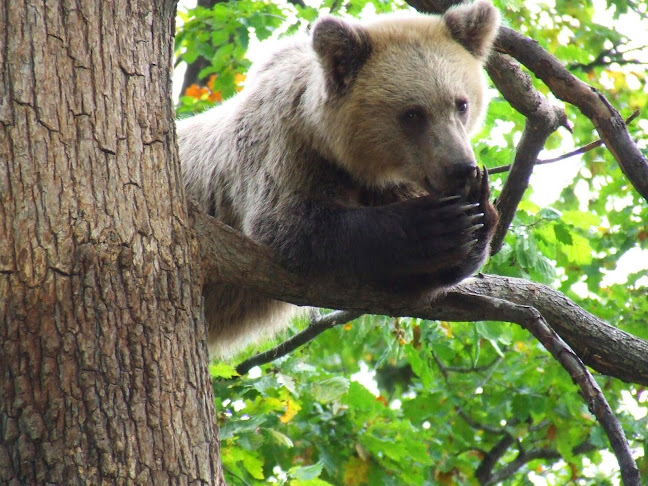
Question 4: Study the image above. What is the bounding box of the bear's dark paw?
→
[412,167,498,280]
[462,167,498,247]
[396,194,489,274]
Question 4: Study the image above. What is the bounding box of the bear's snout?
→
[449,163,478,181]
[444,163,478,197]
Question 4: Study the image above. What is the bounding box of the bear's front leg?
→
[288,194,490,288]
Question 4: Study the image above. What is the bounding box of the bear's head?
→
[312,1,500,197]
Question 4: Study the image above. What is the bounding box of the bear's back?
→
[177,35,330,234]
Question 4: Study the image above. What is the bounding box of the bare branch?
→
[488,109,641,175]
[235,310,363,375]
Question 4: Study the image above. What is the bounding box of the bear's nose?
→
[450,163,478,181]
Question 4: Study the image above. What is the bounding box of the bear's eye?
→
[400,107,427,134]
[455,98,469,115]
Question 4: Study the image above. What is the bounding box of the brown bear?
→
[177,0,500,358]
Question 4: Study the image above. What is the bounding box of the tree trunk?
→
[0,1,224,484]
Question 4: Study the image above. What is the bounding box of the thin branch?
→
[482,440,597,485]
[458,408,505,436]
[235,310,363,375]
[442,356,503,374]
[488,109,641,175]
[432,352,507,435]
[223,467,254,486]
[476,432,517,484]
[450,291,640,485]
[483,52,570,254]
[569,43,648,71]
[572,58,648,71]
[494,25,648,202]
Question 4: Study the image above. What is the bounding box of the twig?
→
[235,310,363,375]
[223,467,253,486]
[432,352,507,435]
[442,356,503,373]
[570,44,648,72]
[488,109,641,175]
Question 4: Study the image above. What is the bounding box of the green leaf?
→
[554,223,574,245]
[311,377,350,403]
[342,381,382,415]
[290,462,324,480]
[262,428,294,448]
[210,362,238,379]
[538,207,562,221]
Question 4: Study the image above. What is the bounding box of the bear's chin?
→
[421,176,461,199]
[421,177,440,196]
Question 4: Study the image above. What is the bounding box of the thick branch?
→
[494,27,648,202]
[190,202,648,386]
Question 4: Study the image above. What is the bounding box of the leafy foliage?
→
[176,0,648,483]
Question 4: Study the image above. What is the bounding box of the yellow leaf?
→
[342,456,369,485]
[235,72,246,84]
[280,397,301,424]
[440,321,453,338]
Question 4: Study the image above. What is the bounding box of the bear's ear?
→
[443,0,500,61]
[312,17,373,95]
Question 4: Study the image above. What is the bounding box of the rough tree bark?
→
[0,1,225,484]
